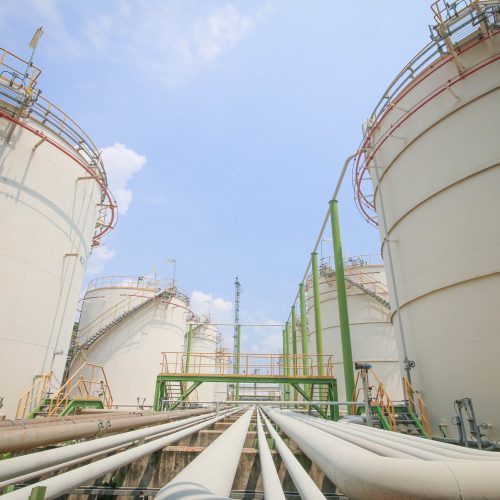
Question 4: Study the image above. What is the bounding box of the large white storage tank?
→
[71,277,188,408]
[305,256,402,403]
[186,319,220,402]
[0,49,115,417]
[354,2,500,439]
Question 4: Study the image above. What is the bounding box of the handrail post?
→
[329,200,355,413]
[311,252,324,379]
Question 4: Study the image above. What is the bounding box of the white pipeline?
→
[0,409,233,485]
[266,408,500,500]
[260,409,326,500]
[256,410,286,500]
[156,407,254,499]
[3,407,244,500]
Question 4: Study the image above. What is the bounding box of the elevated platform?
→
[154,351,338,419]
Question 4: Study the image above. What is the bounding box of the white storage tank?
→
[186,318,220,402]
[0,49,115,417]
[71,277,188,408]
[354,2,500,439]
[305,256,402,403]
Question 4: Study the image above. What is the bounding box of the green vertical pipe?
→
[282,330,286,399]
[185,324,193,373]
[330,199,355,411]
[299,283,308,376]
[291,306,298,375]
[291,306,298,400]
[311,252,324,377]
[284,322,291,400]
[235,324,241,401]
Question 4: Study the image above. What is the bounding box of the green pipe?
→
[291,306,298,400]
[329,199,355,410]
[235,324,241,401]
[311,252,324,377]
[185,324,193,373]
[281,330,287,400]
[291,306,298,376]
[284,322,291,400]
[299,283,308,376]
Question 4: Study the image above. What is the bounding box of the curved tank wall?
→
[0,50,114,417]
[71,279,188,408]
[77,276,163,337]
[187,321,220,402]
[362,20,500,439]
[305,259,402,403]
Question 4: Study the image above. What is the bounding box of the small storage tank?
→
[354,2,500,439]
[0,48,115,417]
[186,319,220,403]
[71,277,188,408]
[305,256,402,403]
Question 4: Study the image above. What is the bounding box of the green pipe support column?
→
[182,324,194,396]
[291,306,298,375]
[330,199,355,412]
[235,325,241,401]
[284,322,291,400]
[299,282,309,402]
[291,306,298,400]
[185,324,193,373]
[299,283,309,375]
[281,330,287,400]
[311,252,324,378]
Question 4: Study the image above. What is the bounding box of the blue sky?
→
[3,0,432,351]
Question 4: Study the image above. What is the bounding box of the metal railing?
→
[161,351,334,378]
[353,368,397,431]
[0,47,116,245]
[77,290,158,346]
[352,0,500,226]
[47,363,113,417]
[403,376,432,438]
[16,370,56,419]
[0,48,41,96]
[86,276,190,304]
[15,363,113,418]
[318,257,390,307]
[320,253,383,268]
[87,275,166,291]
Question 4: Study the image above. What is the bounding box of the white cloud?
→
[189,292,283,354]
[100,143,146,215]
[193,5,255,63]
[4,1,268,89]
[242,311,282,354]
[87,245,115,275]
[191,290,233,323]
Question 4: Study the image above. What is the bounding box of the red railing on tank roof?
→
[352,1,500,227]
